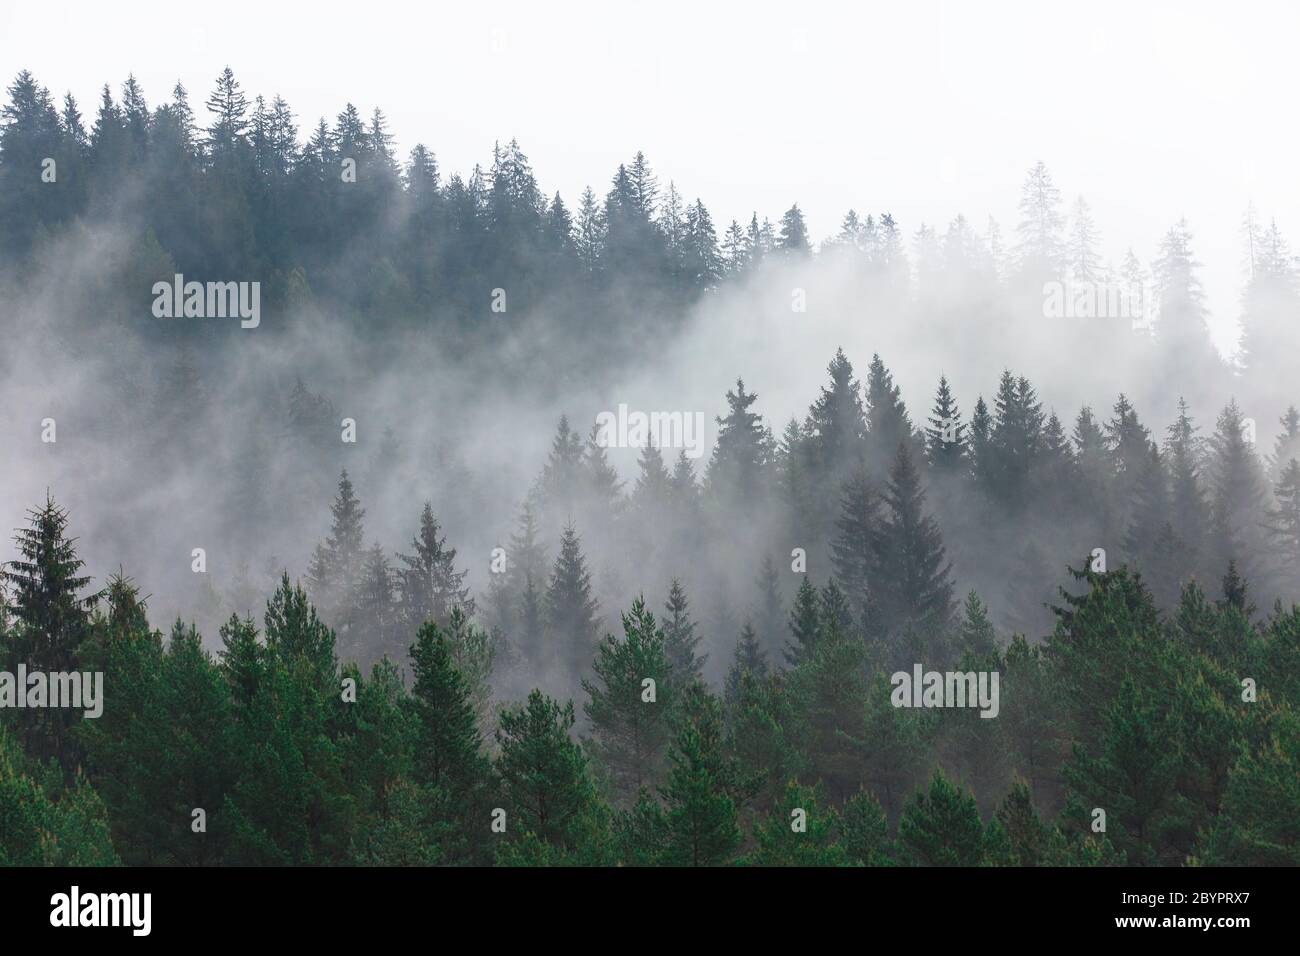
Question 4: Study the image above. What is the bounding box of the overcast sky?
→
[4,0,1296,354]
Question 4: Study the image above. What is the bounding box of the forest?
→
[1,67,1299,867]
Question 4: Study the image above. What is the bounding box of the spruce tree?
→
[724,622,768,704]
[662,578,704,681]
[408,617,489,799]
[494,690,609,861]
[898,768,987,866]
[831,471,877,620]
[871,443,955,636]
[785,577,821,667]
[657,684,741,866]
[395,502,473,636]
[925,374,966,476]
[2,495,102,765]
[545,523,601,679]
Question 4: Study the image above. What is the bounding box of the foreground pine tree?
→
[583,598,675,802]
[494,690,611,864]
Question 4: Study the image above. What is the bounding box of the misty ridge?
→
[1,66,1299,867]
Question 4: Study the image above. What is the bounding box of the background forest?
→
[1,68,1298,866]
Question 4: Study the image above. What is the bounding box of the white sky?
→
[4,0,1297,354]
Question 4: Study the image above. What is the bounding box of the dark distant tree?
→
[707,378,770,504]
[724,622,768,705]
[1267,458,1300,587]
[538,415,585,518]
[968,396,992,489]
[203,66,248,163]
[662,579,704,682]
[1207,400,1269,585]
[1072,405,1111,530]
[957,590,998,657]
[863,354,917,479]
[395,503,473,635]
[682,199,722,286]
[808,348,868,486]
[584,421,624,513]
[785,577,821,667]
[545,523,601,678]
[777,203,811,255]
[871,443,955,635]
[819,579,855,636]
[632,442,672,516]
[925,375,966,475]
[351,543,396,659]
[1105,393,1153,512]
[755,555,785,655]
[985,371,1045,507]
[1036,410,1076,505]
[306,470,366,624]
[831,471,878,618]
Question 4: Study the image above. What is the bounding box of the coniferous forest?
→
[2,62,1299,873]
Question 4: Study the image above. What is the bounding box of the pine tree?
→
[657,684,741,866]
[840,788,892,865]
[408,617,489,800]
[582,597,675,801]
[494,690,610,863]
[742,780,848,866]
[897,768,987,866]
